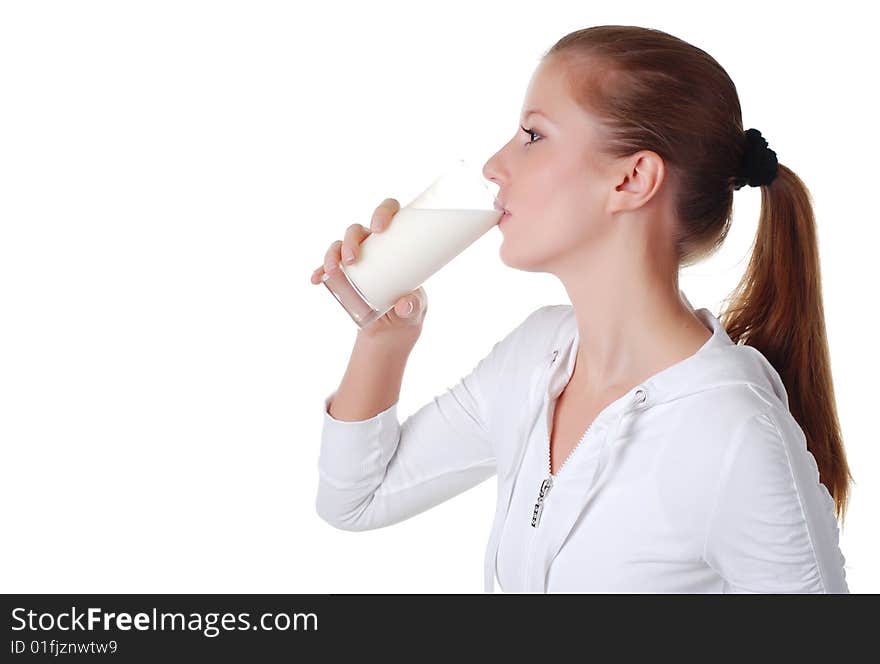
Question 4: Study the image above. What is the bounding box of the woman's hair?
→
[544,25,853,525]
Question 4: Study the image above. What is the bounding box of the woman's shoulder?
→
[516,303,574,339]
[501,304,573,357]
[481,304,572,383]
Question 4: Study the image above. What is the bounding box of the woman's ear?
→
[606,151,665,214]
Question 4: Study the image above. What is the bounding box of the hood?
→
[486,290,792,593]
[550,294,789,415]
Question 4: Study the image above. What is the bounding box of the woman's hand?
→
[310,197,428,341]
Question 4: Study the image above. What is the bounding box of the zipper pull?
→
[530,476,554,527]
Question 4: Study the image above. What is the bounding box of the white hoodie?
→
[315,297,849,593]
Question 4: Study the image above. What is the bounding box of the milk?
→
[322,206,501,325]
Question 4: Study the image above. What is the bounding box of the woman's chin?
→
[498,239,529,271]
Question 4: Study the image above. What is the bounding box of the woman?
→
[311,25,852,593]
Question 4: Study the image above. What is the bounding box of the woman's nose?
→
[482,153,502,184]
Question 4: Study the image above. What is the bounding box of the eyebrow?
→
[521,109,554,125]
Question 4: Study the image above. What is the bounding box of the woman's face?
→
[483,57,618,274]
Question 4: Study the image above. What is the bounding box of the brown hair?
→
[544,25,853,525]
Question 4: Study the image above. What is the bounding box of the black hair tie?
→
[733,128,779,190]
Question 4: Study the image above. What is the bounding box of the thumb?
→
[395,297,416,318]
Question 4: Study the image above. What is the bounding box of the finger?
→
[408,286,427,316]
[341,223,370,265]
[371,198,400,233]
[324,240,343,273]
[310,266,324,284]
[394,297,415,317]
[395,289,425,317]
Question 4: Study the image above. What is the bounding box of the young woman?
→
[311,25,852,593]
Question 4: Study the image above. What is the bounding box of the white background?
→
[1,1,877,593]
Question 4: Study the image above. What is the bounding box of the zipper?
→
[522,383,647,591]
[530,418,594,528]
[521,383,596,591]
[530,384,647,528]
[529,348,594,529]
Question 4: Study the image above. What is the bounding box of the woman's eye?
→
[520,125,541,146]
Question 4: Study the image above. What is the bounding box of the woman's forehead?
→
[522,59,601,133]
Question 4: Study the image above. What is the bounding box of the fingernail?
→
[399,300,414,316]
[342,246,354,263]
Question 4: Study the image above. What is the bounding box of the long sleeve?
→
[315,309,539,531]
[702,410,849,593]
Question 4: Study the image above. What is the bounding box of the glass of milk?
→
[321,158,502,329]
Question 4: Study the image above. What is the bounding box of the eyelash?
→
[520,125,542,146]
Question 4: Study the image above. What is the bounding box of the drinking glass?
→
[321,158,502,329]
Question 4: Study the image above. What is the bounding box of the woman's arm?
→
[702,410,849,593]
[315,309,541,531]
[327,332,417,423]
